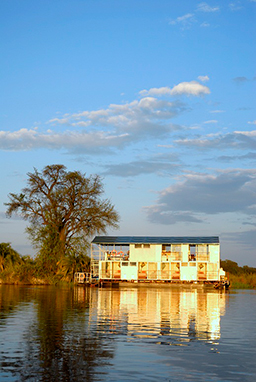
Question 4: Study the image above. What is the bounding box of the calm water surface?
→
[0,285,255,382]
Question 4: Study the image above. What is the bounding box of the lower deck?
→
[74,277,229,290]
[98,260,220,282]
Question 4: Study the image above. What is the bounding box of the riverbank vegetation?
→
[0,242,91,284]
[221,260,256,289]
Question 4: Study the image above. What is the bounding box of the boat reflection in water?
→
[1,285,231,381]
[81,287,226,346]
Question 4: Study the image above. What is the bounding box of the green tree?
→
[220,259,241,275]
[5,164,119,276]
[0,242,22,271]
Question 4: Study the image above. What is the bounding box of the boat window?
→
[130,262,137,266]
[144,244,150,248]
[135,244,142,248]
[189,244,197,261]
[122,262,129,266]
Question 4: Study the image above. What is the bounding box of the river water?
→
[0,285,255,382]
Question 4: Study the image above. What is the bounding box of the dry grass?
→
[229,273,256,289]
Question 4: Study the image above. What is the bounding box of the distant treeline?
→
[221,259,256,289]
[221,259,256,275]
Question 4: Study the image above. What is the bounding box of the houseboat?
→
[88,236,228,287]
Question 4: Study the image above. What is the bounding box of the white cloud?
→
[169,13,196,29]
[176,13,194,22]
[200,22,210,27]
[229,2,243,11]
[49,97,187,133]
[0,89,192,153]
[203,120,218,124]
[175,130,256,150]
[139,87,172,97]
[0,82,211,154]
[197,2,220,12]
[0,128,129,153]
[145,169,256,225]
[234,130,256,136]
[248,120,256,125]
[169,13,194,25]
[170,81,210,96]
[198,75,209,82]
[141,81,210,98]
[210,110,225,113]
[170,3,220,30]
[48,117,71,125]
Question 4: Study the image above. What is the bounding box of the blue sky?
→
[0,0,255,266]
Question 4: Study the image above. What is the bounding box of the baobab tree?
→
[5,164,119,275]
